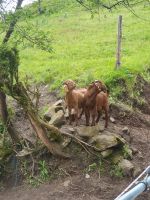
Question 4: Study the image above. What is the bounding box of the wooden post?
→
[38,0,42,14]
[115,15,122,69]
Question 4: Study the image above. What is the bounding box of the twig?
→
[30,154,35,177]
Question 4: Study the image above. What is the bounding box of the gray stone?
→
[75,124,101,138]
[122,126,130,135]
[53,99,63,106]
[60,126,75,134]
[138,151,144,160]
[63,180,71,187]
[120,128,132,144]
[68,127,75,134]
[44,106,55,121]
[133,167,142,178]
[61,137,72,148]
[130,146,139,155]
[111,152,124,164]
[89,134,118,151]
[64,108,69,118]
[49,110,65,127]
[118,159,134,176]
[101,149,113,158]
[110,117,116,123]
[44,100,64,121]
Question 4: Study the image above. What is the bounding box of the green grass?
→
[17,1,150,91]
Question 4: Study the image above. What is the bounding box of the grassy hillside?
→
[17,1,150,93]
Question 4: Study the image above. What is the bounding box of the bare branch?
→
[3,0,24,43]
[75,0,148,12]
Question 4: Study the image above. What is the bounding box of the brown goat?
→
[84,80,109,128]
[63,79,87,125]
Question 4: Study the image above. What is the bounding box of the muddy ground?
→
[0,83,150,200]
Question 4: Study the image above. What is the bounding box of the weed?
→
[21,159,49,187]
[38,160,49,181]
[0,122,5,135]
[110,164,123,178]
[122,145,132,159]
[88,162,97,172]
[98,160,105,174]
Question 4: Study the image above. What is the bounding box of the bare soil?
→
[0,82,150,200]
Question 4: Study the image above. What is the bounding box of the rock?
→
[53,99,63,106]
[68,127,75,134]
[89,131,125,152]
[60,126,75,134]
[126,148,133,159]
[133,167,142,178]
[138,151,144,160]
[54,100,64,112]
[111,152,124,164]
[118,159,134,176]
[43,113,51,121]
[44,100,64,121]
[64,108,69,119]
[63,180,71,187]
[44,107,55,121]
[49,110,65,127]
[101,149,113,158]
[85,174,90,179]
[61,137,72,148]
[110,117,116,123]
[75,124,101,138]
[99,127,105,132]
[120,127,132,143]
[130,146,139,155]
[122,126,130,135]
[122,134,132,144]
[89,133,118,151]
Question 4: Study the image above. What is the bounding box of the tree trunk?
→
[0,91,20,142]
[11,83,70,158]
[0,0,24,143]
[28,114,69,158]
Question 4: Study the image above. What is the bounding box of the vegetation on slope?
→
[5,0,150,96]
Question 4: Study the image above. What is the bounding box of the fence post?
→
[115,15,122,69]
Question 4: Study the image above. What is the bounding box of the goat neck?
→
[85,86,100,107]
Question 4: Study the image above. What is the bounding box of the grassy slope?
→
[19,1,150,93]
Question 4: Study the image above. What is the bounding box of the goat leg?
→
[85,108,90,126]
[68,108,72,125]
[96,110,102,123]
[74,107,79,126]
[104,106,109,128]
[78,108,84,119]
[91,107,96,126]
